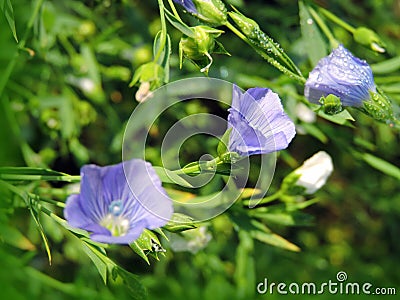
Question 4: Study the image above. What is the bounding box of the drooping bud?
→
[353,27,386,53]
[179,25,227,73]
[129,62,164,102]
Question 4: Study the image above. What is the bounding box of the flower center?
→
[100,200,130,237]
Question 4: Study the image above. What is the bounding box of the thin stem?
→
[167,0,183,22]
[173,157,222,175]
[318,6,355,33]
[308,6,339,49]
[242,191,281,207]
[0,174,81,182]
[226,21,306,84]
[154,0,168,63]
[28,193,66,208]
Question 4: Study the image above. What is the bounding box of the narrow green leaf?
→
[362,153,400,180]
[114,267,147,300]
[300,123,328,143]
[299,1,327,66]
[371,56,400,74]
[130,230,156,264]
[153,31,171,82]
[0,167,80,182]
[317,108,355,126]
[0,167,70,176]
[0,0,18,42]
[164,8,195,38]
[163,213,196,232]
[0,224,36,250]
[251,230,300,252]
[81,242,108,284]
[27,195,52,264]
[153,166,193,187]
[217,128,232,157]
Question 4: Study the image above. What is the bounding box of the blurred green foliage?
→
[1,0,399,299]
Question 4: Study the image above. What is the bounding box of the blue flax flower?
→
[228,85,296,156]
[305,44,376,107]
[173,0,197,14]
[64,159,173,244]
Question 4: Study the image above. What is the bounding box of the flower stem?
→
[308,6,339,49]
[28,193,66,208]
[167,0,183,22]
[154,0,168,63]
[0,173,81,182]
[318,6,355,34]
[242,191,281,207]
[173,157,222,175]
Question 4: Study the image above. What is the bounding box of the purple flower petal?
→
[228,85,296,156]
[304,44,376,107]
[173,0,197,14]
[64,159,173,244]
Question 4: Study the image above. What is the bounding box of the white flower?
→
[294,151,333,194]
[295,103,316,123]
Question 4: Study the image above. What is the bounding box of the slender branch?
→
[318,6,355,33]
[308,6,339,49]
[167,0,183,22]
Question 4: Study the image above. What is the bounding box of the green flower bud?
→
[363,89,395,123]
[192,0,227,26]
[129,62,164,102]
[179,25,226,73]
[353,27,386,53]
[228,11,260,39]
[319,94,343,115]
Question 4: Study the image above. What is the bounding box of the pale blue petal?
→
[228,86,296,156]
[173,0,197,14]
[305,44,376,107]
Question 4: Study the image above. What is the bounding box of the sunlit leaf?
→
[0,0,18,42]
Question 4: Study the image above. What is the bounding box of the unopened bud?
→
[179,25,226,73]
[319,94,343,115]
[228,11,259,38]
[192,0,227,25]
[353,27,386,53]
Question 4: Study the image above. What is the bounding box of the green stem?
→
[226,21,306,84]
[308,6,339,49]
[167,0,183,22]
[173,157,222,175]
[0,174,81,182]
[242,191,281,207]
[154,0,168,63]
[28,193,66,208]
[318,6,355,33]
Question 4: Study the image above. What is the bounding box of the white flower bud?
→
[294,151,333,194]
